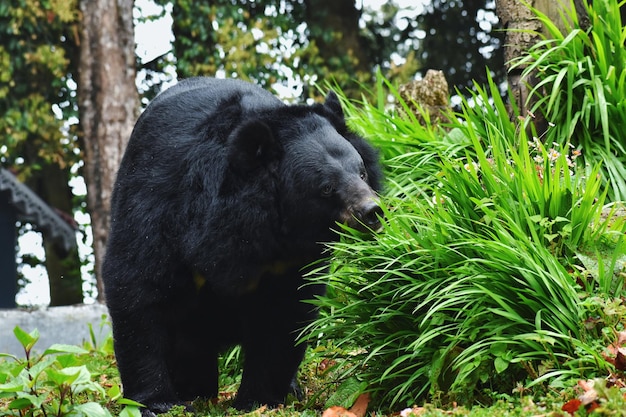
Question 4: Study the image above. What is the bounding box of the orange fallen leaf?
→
[561,398,581,415]
[349,393,370,417]
[318,358,336,373]
[322,392,370,417]
[616,347,626,371]
[604,330,626,368]
[587,401,600,413]
[322,405,358,417]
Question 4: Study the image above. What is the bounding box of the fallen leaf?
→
[349,393,370,417]
[399,407,427,416]
[322,405,358,417]
[561,398,581,415]
[578,379,599,405]
[604,331,626,367]
[318,358,336,372]
[587,401,600,413]
[616,347,626,371]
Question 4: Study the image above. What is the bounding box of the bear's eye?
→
[359,170,368,181]
[321,184,334,197]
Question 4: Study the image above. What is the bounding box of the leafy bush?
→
[0,326,141,417]
[307,67,626,409]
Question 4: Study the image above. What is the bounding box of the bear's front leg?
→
[106,284,184,415]
[110,315,185,414]
[234,333,307,410]
[232,273,320,410]
[168,319,220,402]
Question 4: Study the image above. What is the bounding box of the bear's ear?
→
[227,120,280,175]
[324,91,345,120]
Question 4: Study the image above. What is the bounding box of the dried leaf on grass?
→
[322,393,370,417]
[561,398,582,415]
[561,380,600,415]
[604,330,626,370]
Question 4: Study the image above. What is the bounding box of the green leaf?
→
[544,233,559,242]
[56,353,81,368]
[13,327,39,352]
[494,356,510,374]
[43,344,89,356]
[119,405,143,417]
[8,396,39,409]
[107,383,122,401]
[116,397,145,407]
[25,356,56,383]
[73,402,113,417]
[325,377,367,409]
[46,367,82,387]
[489,342,508,356]
[0,353,19,361]
[14,391,47,408]
[0,380,25,393]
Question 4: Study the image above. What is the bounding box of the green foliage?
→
[148,0,504,101]
[150,0,407,101]
[1,0,86,305]
[5,0,626,413]
[4,327,626,416]
[305,72,626,409]
[159,1,300,88]
[0,0,80,175]
[0,326,141,417]
[510,0,626,201]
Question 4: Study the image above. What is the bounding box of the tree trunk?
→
[36,164,82,306]
[496,0,587,133]
[303,0,369,68]
[78,0,138,302]
[303,0,372,95]
[23,144,83,306]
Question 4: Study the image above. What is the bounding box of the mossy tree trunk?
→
[78,0,138,302]
[495,0,589,133]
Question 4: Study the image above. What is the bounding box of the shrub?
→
[0,326,141,417]
[306,71,626,409]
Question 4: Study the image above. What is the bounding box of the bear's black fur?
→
[102,77,382,416]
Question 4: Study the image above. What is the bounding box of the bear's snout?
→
[344,197,383,232]
[354,200,383,231]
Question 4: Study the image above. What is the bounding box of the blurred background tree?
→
[146,0,504,101]
[416,0,504,98]
[1,0,505,306]
[0,0,83,306]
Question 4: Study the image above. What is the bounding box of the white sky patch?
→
[134,0,174,64]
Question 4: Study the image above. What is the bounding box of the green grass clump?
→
[511,0,626,201]
[306,65,626,409]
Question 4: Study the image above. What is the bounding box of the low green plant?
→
[0,326,141,417]
[306,71,626,410]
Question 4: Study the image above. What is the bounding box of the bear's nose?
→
[356,201,384,230]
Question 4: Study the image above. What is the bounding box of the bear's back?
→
[149,77,283,118]
[126,77,284,152]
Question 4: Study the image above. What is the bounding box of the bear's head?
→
[223,92,383,255]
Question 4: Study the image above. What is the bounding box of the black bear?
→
[102,77,383,416]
